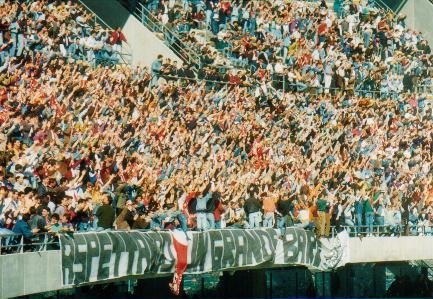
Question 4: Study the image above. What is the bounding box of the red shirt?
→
[318,23,327,36]
[213,200,225,221]
[110,31,127,45]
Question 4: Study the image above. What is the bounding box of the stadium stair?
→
[78,0,182,67]
[116,0,202,67]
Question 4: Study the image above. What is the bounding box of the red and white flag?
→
[169,230,189,296]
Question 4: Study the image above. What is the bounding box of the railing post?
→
[20,235,24,253]
[283,76,286,92]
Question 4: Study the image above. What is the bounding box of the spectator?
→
[277,195,294,231]
[195,183,213,231]
[29,206,47,232]
[244,185,262,228]
[316,192,331,237]
[151,54,163,87]
[262,191,276,228]
[12,213,36,242]
[95,195,115,231]
[47,213,61,234]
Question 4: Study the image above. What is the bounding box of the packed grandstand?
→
[1,0,433,251]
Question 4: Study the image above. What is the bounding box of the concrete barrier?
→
[348,236,433,263]
[0,251,63,299]
[2,235,433,298]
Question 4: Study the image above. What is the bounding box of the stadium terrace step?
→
[79,0,182,67]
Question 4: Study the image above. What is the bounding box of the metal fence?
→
[2,223,433,255]
[153,73,433,102]
[331,224,433,238]
[0,231,60,255]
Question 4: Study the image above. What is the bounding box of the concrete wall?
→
[348,236,433,263]
[0,251,63,299]
[400,0,433,48]
[80,0,181,68]
[3,236,433,298]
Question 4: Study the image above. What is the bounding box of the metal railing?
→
[372,0,395,14]
[374,0,409,13]
[117,0,200,67]
[331,224,433,238]
[153,73,433,100]
[394,0,409,13]
[0,231,60,255]
[2,223,433,256]
[31,47,122,68]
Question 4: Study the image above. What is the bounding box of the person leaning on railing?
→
[11,213,40,251]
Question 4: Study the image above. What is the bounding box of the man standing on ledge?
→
[316,190,331,238]
[96,195,115,231]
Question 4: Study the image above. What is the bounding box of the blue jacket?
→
[12,220,33,239]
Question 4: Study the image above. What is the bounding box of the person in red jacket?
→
[110,27,127,59]
[214,199,225,229]
[110,27,127,45]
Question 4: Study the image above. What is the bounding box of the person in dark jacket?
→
[12,213,35,238]
[12,213,37,251]
[277,195,294,230]
[95,195,115,231]
[29,206,47,232]
[244,185,262,228]
[206,191,218,229]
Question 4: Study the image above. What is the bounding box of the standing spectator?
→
[115,199,136,230]
[364,189,376,236]
[150,54,163,87]
[213,197,225,229]
[374,192,385,233]
[354,195,364,235]
[244,185,262,228]
[95,195,115,231]
[316,191,331,237]
[225,201,247,229]
[29,206,46,232]
[262,192,276,228]
[12,213,37,250]
[60,214,74,232]
[206,191,217,229]
[110,27,127,60]
[276,194,294,231]
[74,199,91,232]
[195,182,212,230]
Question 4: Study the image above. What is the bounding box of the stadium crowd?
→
[146,0,432,95]
[0,0,126,67]
[1,0,433,250]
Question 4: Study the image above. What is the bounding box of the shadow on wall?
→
[80,0,130,30]
[379,0,407,12]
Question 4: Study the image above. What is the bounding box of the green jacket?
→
[365,192,382,213]
[317,198,329,212]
